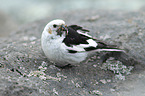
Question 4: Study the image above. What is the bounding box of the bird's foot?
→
[55,64,74,69]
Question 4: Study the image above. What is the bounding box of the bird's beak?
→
[57,25,68,36]
[61,25,68,35]
[61,25,68,32]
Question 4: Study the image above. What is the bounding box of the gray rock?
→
[0,10,18,37]
[0,9,145,96]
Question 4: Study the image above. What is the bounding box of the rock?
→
[0,9,145,96]
[0,10,18,37]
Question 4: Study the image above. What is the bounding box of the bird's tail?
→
[94,48,125,52]
[94,41,125,52]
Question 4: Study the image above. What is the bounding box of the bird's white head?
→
[43,19,67,37]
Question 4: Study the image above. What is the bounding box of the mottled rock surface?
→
[0,10,145,96]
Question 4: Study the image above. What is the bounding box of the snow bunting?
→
[41,19,124,67]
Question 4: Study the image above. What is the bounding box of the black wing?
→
[63,26,91,47]
[69,25,90,32]
[63,25,123,53]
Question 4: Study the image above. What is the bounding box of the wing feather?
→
[63,25,124,53]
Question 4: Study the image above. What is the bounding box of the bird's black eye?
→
[53,24,57,28]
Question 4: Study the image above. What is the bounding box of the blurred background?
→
[0,0,145,37]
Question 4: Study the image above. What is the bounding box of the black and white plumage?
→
[41,19,124,67]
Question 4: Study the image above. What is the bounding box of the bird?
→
[41,19,125,68]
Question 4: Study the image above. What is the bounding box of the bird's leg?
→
[55,64,74,69]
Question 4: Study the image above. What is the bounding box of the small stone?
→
[90,90,103,95]
[29,36,37,41]
[115,74,125,80]
[100,79,107,84]
[107,79,111,83]
[56,73,67,78]
[31,41,36,44]
[86,15,100,21]
[110,88,115,92]
[93,65,97,67]
[22,43,27,46]
[95,81,99,85]
[75,83,81,88]
[53,88,59,95]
